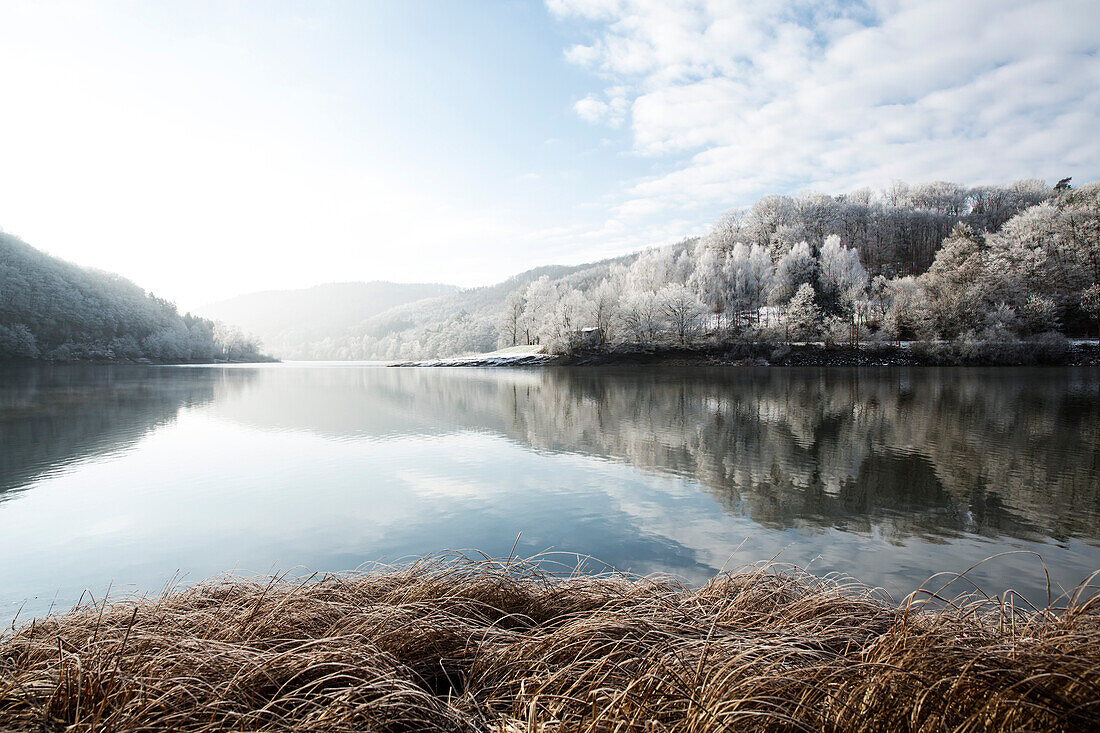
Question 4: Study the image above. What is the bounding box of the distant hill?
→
[0,232,263,362]
[197,281,461,358]
[245,252,660,361]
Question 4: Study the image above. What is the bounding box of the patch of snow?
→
[394,344,553,367]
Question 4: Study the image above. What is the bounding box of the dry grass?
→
[1,553,1098,732]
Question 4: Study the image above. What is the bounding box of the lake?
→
[1,363,1098,624]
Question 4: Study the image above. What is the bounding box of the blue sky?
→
[0,0,1097,307]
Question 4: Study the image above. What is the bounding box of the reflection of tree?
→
[0,366,254,500]
[213,366,1100,545]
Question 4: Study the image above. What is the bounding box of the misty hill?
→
[198,281,461,359]
[248,254,657,360]
[0,232,263,362]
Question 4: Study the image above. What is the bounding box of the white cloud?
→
[550,0,1100,218]
[573,90,631,127]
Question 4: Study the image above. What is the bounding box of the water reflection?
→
[211,366,1100,546]
[0,365,254,501]
[0,364,1097,621]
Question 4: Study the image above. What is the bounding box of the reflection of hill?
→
[212,366,1100,544]
[0,366,254,500]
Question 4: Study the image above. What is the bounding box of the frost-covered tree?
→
[625,247,687,293]
[687,243,727,329]
[785,283,820,342]
[214,323,263,361]
[883,276,935,342]
[0,323,39,359]
[522,276,556,345]
[869,274,891,324]
[659,283,706,345]
[544,287,589,352]
[818,235,868,314]
[921,224,989,337]
[620,289,664,342]
[1082,284,1100,338]
[725,243,773,328]
[496,290,526,347]
[979,303,1021,340]
[586,279,621,345]
[1020,295,1061,336]
[0,231,257,362]
[770,241,816,304]
[704,208,746,252]
[746,194,798,258]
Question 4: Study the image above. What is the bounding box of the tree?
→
[545,287,589,352]
[620,289,663,342]
[921,223,989,337]
[626,247,683,293]
[0,323,39,358]
[770,241,815,304]
[869,275,891,324]
[1021,295,1060,335]
[1082,284,1100,338]
[586,279,621,345]
[725,243,773,329]
[884,276,934,343]
[522,277,556,345]
[214,323,262,361]
[659,283,706,345]
[704,208,746,252]
[818,235,868,314]
[688,243,727,331]
[496,290,526,347]
[746,194,797,255]
[785,283,820,342]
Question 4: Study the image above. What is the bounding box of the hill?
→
[292,178,1100,361]
[197,281,460,358]
[250,254,657,360]
[0,232,265,362]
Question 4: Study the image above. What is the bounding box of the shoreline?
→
[394,341,1100,368]
[2,556,1097,731]
[0,356,280,367]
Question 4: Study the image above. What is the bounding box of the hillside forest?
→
[4,178,1098,363]
[271,178,1099,362]
[502,179,1100,357]
[0,233,265,362]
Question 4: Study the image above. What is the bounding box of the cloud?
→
[549,0,1100,218]
[573,89,631,127]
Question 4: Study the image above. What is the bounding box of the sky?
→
[0,0,1097,309]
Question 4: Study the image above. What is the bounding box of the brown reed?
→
[1,553,1098,731]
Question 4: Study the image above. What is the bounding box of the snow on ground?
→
[394,344,554,367]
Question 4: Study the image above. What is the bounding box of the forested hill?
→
[242,258,643,360]
[502,178,1100,358]
[0,232,265,362]
[246,178,1100,362]
[197,281,459,359]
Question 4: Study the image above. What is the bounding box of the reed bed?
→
[1,553,1098,732]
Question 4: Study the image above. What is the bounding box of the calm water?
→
[1,363,1098,623]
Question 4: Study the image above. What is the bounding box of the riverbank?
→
[2,557,1097,731]
[0,355,280,366]
[395,341,1100,368]
[561,341,1100,367]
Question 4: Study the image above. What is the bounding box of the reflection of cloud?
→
[208,365,1100,546]
[3,365,1098,622]
[396,466,497,501]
